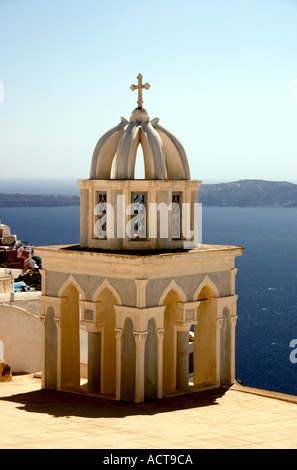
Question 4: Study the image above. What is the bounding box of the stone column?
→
[176,327,190,392]
[230,313,238,384]
[175,302,199,392]
[229,268,238,295]
[39,314,46,389]
[157,328,164,398]
[87,329,102,393]
[133,331,148,403]
[40,295,65,391]
[115,328,123,401]
[79,300,103,394]
[215,295,238,386]
[216,317,224,387]
[39,295,49,389]
[44,309,58,390]
[39,269,47,296]
[56,316,62,391]
[135,279,148,308]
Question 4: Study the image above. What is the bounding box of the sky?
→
[0,0,297,188]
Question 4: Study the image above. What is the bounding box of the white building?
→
[35,75,243,402]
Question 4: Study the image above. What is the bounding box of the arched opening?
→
[95,287,117,397]
[220,307,231,386]
[144,318,158,401]
[134,144,145,179]
[121,317,136,402]
[60,284,81,392]
[193,284,218,388]
[45,306,57,390]
[162,289,184,395]
[79,308,88,390]
[188,328,194,386]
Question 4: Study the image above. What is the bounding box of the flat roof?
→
[0,374,296,449]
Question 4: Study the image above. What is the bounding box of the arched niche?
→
[45,306,57,390]
[59,283,81,392]
[58,275,86,301]
[161,288,185,395]
[92,279,122,305]
[193,276,219,388]
[121,317,136,402]
[193,275,220,301]
[158,279,187,306]
[144,317,158,401]
[220,307,231,386]
[93,286,118,396]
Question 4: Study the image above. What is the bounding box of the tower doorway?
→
[193,284,218,388]
[59,284,81,392]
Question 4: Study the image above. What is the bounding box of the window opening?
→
[95,192,107,239]
[172,192,182,239]
[131,192,147,239]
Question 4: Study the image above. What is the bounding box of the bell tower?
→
[36,75,243,403]
[79,74,200,251]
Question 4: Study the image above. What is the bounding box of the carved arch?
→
[193,275,220,301]
[58,275,86,300]
[92,278,122,305]
[158,279,187,306]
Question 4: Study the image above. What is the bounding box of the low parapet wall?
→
[0,293,41,373]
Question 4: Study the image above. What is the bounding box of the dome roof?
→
[90,107,190,180]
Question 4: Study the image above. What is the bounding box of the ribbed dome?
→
[90,107,190,180]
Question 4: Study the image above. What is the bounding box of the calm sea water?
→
[1,205,297,396]
[202,206,297,396]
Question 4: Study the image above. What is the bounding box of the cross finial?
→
[130,74,150,109]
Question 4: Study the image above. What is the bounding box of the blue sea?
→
[1,203,297,396]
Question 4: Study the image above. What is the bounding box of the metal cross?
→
[130,74,150,108]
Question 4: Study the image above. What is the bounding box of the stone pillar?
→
[175,302,199,392]
[40,295,65,391]
[56,316,62,391]
[39,269,47,296]
[39,314,46,389]
[44,308,58,390]
[115,328,123,401]
[135,279,148,308]
[87,330,102,393]
[214,295,238,387]
[39,295,48,389]
[229,268,238,295]
[176,327,190,392]
[157,328,164,398]
[230,313,238,384]
[133,331,148,403]
[79,300,103,393]
[216,317,223,387]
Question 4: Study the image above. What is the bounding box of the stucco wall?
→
[45,272,137,306]
[147,272,231,306]
[45,271,231,308]
[0,304,41,373]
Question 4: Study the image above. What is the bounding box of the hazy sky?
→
[0,0,297,184]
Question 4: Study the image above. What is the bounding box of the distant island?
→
[199,180,297,207]
[0,193,79,207]
[1,180,297,207]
